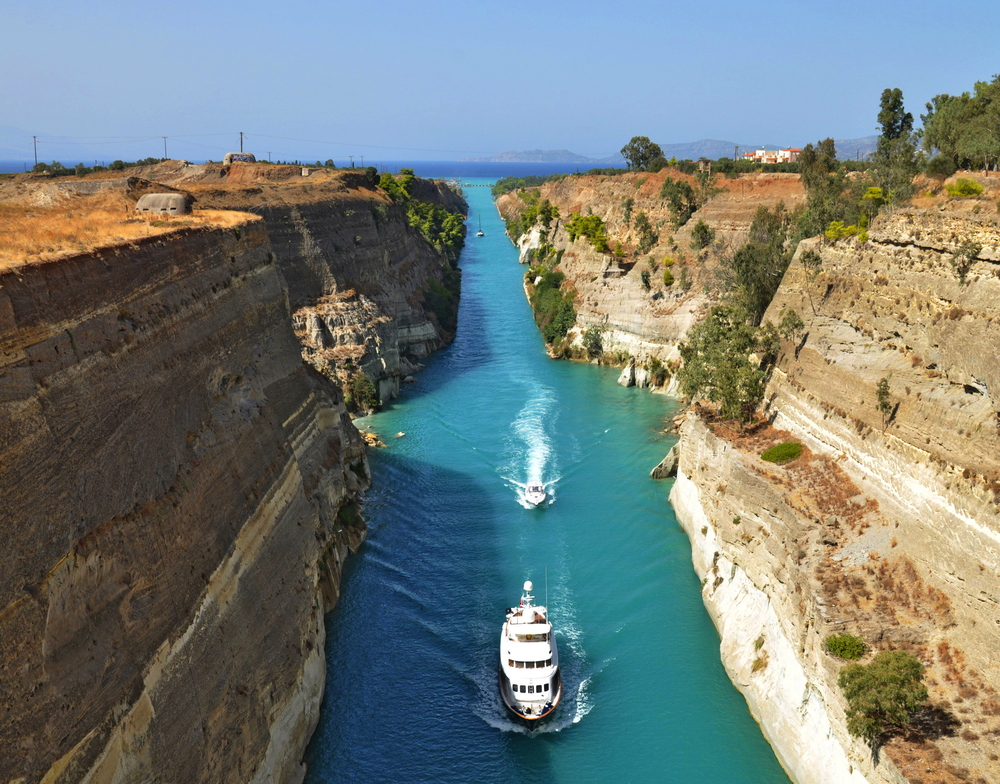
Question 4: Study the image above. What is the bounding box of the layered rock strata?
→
[190,169,467,403]
[671,200,1000,784]
[0,221,368,783]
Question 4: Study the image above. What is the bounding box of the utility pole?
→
[267,151,272,162]
[33,135,37,167]
[349,155,354,168]
[735,145,739,161]
[240,132,243,153]
[163,137,168,159]
[359,155,364,167]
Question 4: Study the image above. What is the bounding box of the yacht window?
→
[527,661,535,669]
[544,683,549,692]
[546,658,552,666]
[520,684,526,693]
[517,661,524,668]
[528,685,534,694]
[509,659,514,667]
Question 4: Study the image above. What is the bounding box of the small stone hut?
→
[135,193,192,215]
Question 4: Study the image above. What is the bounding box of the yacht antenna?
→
[545,567,548,618]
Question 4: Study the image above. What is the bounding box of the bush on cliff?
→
[838,650,928,745]
[345,370,379,414]
[761,442,802,463]
[583,325,603,359]
[659,176,697,228]
[946,178,985,198]
[677,305,779,427]
[825,633,866,660]
[529,269,577,344]
[566,213,610,252]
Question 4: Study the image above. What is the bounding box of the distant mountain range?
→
[464,136,881,164]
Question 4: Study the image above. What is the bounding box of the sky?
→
[3,0,999,162]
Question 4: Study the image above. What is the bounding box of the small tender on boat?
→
[524,483,546,506]
[498,581,561,729]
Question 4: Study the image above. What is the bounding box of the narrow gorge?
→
[0,163,466,783]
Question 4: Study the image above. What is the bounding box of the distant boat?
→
[476,215,485,237]
[524,483,546,506]
[498,580,561,729]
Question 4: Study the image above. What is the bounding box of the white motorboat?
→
[498,581,561,729]
[524,483,546,506]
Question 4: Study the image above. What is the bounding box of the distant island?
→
[463,136,879,164]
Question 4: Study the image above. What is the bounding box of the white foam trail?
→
[500,381,560,506]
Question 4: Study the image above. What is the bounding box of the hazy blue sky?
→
[3,0,999,161]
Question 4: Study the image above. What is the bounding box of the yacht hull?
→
[498,662,561,730]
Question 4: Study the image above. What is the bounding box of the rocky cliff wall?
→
[497,171,804,364]
[188,170,467,403]
[0,222,369,783]
[670,198,1000,784]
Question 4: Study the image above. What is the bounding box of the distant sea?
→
[0,159,624,178]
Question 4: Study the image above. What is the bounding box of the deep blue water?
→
[303,181,790,783]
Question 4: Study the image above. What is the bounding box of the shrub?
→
[634,210,657,253]
[663,269,675,286]
[926,155,957,179]
[583,325,603,358]
[838,650,928,744]
[946,178,984,198]
[761,442,802,463]
[640,269,651,290]
[826,633,866,660]
[690,219,716,249]
[530,269,577,344]
[345,370,379,413]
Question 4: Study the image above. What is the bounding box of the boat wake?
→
[500,381,559,507]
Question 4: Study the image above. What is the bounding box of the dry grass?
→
[0,192,256,269]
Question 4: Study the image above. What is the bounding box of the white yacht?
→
[498,581,561,729]
[524,483,546,506]
[476,216,485,237]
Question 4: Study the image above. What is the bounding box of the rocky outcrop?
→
[670,196,1000,784]
[0,221,368,783]
[650,443,679,478]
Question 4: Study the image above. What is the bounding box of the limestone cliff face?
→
[497,171,804,363]
[0,222,368,784]
[190,169,467,404]
[670,200,1000,784]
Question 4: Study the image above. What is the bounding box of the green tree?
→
[634,210,658,253]
[718,204,793,324]
[799,248,823,314]
[621,136,664,170]
[677,305,776,427]
[838,651,928,745]
[778,308,805,343]
[877,88,914,144]
[660,176,698,227]
[690,219,715,250]
[876,377,892,431]
[583,325,603,358]
[613,241,625,259]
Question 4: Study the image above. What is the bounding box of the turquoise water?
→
[304,182,790,783]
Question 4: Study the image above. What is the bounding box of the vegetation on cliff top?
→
[380,168,466,260]
[920,73,1000,172]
